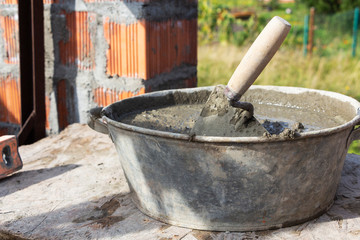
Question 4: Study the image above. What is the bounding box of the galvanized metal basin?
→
[88,86,360,231]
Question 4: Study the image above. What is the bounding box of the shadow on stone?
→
[0,164,80,197]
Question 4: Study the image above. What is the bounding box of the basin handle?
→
[87,107,109,134]
[347,117,360,148]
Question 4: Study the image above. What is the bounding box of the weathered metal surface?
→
[1,124,360,239]
[88,107,109,135]
[89,86,360,231]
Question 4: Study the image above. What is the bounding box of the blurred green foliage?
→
[312,9,356,56]
[297,0,360,13]
[198,1,257,46]
[198,0,306,47]
[198,0,359,55]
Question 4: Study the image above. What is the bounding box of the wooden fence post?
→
[307,7,315,55]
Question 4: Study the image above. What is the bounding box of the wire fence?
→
[198,2,360,57]
[304,7,360,57]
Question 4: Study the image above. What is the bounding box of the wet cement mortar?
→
[120,104,305,139]
[189,85,267,137]
[118,86,351,139]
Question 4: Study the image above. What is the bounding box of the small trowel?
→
[191,16,291,137]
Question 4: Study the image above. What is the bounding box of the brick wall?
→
[0,0,198,135]
[0,3,19,134]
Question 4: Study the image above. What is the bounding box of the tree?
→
[340,0,360,11]
[297,0,360,13]
[296,0,340,13]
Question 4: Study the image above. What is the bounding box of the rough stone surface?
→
[0,124,359,239]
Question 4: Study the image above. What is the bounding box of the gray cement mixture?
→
[189,85,267,137]
[119,105,339,140]
[116,87,350,139]
[120,105,306,138]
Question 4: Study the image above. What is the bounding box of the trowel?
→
[191,16,291,137]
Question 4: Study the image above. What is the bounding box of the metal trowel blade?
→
[191,85,267,137]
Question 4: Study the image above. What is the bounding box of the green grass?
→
[198,44,360,98]
[198,44,360,154]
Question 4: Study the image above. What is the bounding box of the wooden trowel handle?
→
[225,16,291,101]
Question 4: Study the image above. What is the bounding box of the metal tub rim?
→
[101,85,360,144]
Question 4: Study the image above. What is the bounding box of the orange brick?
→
[93,87,146,106]
[147,19,197,78]
[0,0,61,4]
[0,15,19,64]
[103,18,147,79]
[136,87,145,95]
[185,77,197,88]
[43,0,58,3]
[59,11,96,70]
[56,80,69,130]
[0,75,21,125]
[82,0,152,2]
[83,0,115,2]
[0,127,8,135]
[104,19,197,80]
[0,0,18,4]
[45,96,50,130]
